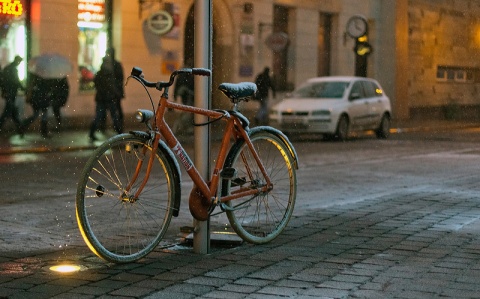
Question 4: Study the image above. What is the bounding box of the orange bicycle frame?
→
[128,91,272,206]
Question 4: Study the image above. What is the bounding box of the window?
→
[0,0,27,80]
[361,81,376,98]
[349,82,364,100]
[436,66,475,83]
[362,81,383,97]
[78,0,110,91]
[292,81,348,98]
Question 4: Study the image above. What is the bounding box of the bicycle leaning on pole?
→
[75,67,299,263]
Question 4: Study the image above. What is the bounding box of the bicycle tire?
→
[222,128,297,244]
[76,133,178,263]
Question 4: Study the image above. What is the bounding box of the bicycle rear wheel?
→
[76,134,178,263]
[222,128,297,244]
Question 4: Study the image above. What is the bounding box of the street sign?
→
[147,10,174,35]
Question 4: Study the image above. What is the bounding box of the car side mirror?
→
[349,93,361,100]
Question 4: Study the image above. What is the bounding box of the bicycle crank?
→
[189,184,214,221]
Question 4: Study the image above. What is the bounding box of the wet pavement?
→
[1,119,480,298]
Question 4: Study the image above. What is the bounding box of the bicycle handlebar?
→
[130,67,211,90]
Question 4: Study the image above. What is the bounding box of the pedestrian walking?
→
[88,57,123,141]
[22,73,52,138]
[101,48,124,132]
[0,56,24,134]
[254,67,275,125]
[49,77,69,130]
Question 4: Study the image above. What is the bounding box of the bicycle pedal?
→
[220,167,237,180]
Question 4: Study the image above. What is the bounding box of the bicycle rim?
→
[76,134,176,263]
[223,130,297,244]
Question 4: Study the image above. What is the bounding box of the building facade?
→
[1,0,479,126]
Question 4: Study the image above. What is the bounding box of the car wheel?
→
[375,114,390,139]
[335,115,349,141]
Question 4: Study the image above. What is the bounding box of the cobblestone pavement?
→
[1,188,480,298]
[1,120,480,298]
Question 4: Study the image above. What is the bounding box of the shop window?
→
[0,0,27,80]
[78,0,109,91]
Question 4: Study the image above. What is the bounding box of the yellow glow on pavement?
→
[49,264,82,273]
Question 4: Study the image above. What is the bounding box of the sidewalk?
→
[1,188,480,298]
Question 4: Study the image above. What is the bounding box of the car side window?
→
[372,82,384,97]
[349,82,364,100]
[362,81,376,98]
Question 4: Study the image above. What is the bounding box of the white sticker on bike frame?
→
[172,143,193,171]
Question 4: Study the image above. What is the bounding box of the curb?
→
[1,122,479,155]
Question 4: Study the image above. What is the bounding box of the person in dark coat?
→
[254,67,276,125]
[102,48,124,132]
[88,57,123,141]
[50,77,69,130]
[22,73,52,138]
[0,55,24,134]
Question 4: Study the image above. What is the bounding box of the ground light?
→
[49,264,82,273]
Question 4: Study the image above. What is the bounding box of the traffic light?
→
[354,35,372,56]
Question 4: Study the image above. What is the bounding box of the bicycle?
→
[76,67,299,263]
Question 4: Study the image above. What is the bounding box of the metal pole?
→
[193,0,212,254]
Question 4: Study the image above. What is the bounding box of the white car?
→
[269,76,392,140]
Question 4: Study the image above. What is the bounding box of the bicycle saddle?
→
[218,82,257,101]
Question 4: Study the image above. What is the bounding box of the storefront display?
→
[0,0,26,80]
[78,0,109,91]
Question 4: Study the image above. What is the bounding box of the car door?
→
[347,81,370,128]
[362,80,385,128]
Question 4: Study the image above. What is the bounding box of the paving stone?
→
[157,282,214,296]
[331,274,371,284]
[218,283,260,294]
[317,280,360,290]
[301,287,349,298]
[201,290,247,298]
[144,290,195,299]
[185,276,232,287]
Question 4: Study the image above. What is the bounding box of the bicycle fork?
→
[122,133,161,202]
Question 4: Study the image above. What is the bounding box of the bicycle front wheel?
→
[76,134,178,263]
[222,128,297,244]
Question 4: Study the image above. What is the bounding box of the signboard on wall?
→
[78,0,105,23]
[147,10,174,35]
[0,0,23,17]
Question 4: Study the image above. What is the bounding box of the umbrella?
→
[28,53,73,79]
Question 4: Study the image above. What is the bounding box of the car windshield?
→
[292,81,349,99]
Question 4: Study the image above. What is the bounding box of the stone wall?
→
[408,0,480,119]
